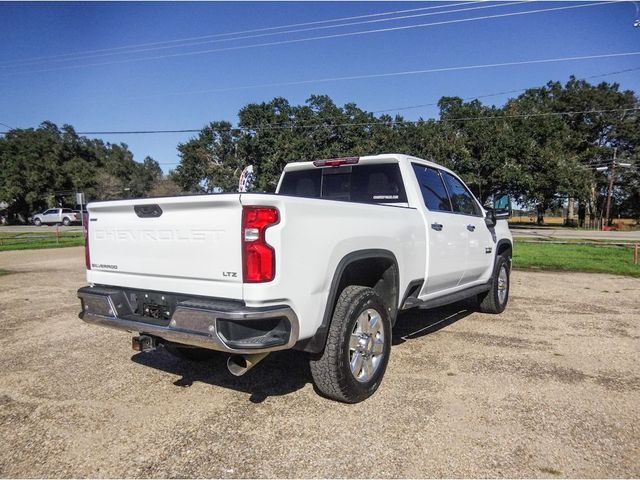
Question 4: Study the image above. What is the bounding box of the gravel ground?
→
[0,247,638,478]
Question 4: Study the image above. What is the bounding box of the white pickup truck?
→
[78,154,512,403]
[33,208,80,226]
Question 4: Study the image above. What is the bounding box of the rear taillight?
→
[242,206,279,283]
[83,212,90,270]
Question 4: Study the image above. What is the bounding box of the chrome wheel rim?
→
[497,265,508,305]
[349,308,385,383]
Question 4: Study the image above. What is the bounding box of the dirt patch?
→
[594,372,640,392]
[449,331,552,350]
[466,358,591,384]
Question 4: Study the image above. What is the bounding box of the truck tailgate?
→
[86,195,243,299]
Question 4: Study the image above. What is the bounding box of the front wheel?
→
[34,218,42,226]
[478,254,510,314]
[310,285,391,403]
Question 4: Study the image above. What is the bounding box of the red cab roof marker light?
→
[313,157,360,167]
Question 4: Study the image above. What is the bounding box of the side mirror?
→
[484,193,512,228]
[493,193,512,220]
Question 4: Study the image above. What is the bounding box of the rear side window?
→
[441,172,482,216]
[279,170,322,198]
[62,208,73,213]
[411,164,452,212]
[279,164,407,204]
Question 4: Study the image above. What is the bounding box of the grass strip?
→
[0,232,84,251]
[513,241,640,277]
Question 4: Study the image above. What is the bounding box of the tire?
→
[310,285,392,403]
[34,218,42,226]
[478,254,510,314]
[164,344,219,362]
[62,217,71,226]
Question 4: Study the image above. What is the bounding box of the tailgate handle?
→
[134,204,163,218]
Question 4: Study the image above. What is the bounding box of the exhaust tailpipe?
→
[227,352,269,376]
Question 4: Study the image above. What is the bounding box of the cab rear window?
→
[279,164,407,204]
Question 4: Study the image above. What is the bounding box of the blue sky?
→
[1,1,639,172]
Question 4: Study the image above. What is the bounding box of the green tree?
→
[173,121,242,192]
[0,122,163,220]
[0,122,63,220]
[510,77,639,223]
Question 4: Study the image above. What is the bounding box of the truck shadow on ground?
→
[392,299,475,346]
[131,299,475,403]
[131,347,310,403]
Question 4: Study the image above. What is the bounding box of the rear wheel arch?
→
[295,249,399,353]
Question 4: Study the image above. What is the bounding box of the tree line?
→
[172,77,639,224]
[0,122,177,221]
[1,76,638,224]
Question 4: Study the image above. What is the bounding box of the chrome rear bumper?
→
[77,286,299,354]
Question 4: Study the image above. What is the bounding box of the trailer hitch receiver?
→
[132,335,157,352]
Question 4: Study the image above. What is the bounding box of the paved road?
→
[512,227,640,241]
[0,248,638,477]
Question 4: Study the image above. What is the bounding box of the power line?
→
[2,65,636,137]
[0,1,479,68]
[3,107,635,137]
[154,51,640,97]
[2,1,618,76]
[371,66,640,114]
[2,1,524,68]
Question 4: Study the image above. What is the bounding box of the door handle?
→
[467,224,476,232]
[431,223,443,231]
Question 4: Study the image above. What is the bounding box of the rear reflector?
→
[83,212,90,270]
[242,206,279,283]
[313,157,359,167]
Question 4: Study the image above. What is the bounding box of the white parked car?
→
[32,208,80,226]
[77,154,513,402]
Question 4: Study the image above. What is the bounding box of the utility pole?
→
[598,147,632,228]
[604,147,616,227]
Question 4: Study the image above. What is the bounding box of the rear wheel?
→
[478,254,510,314]
[62,217,71,226]
[310,285,391,403]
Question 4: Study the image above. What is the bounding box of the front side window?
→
[441,172,482,216]
[43,209,55,215]
[411,164,452,212]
